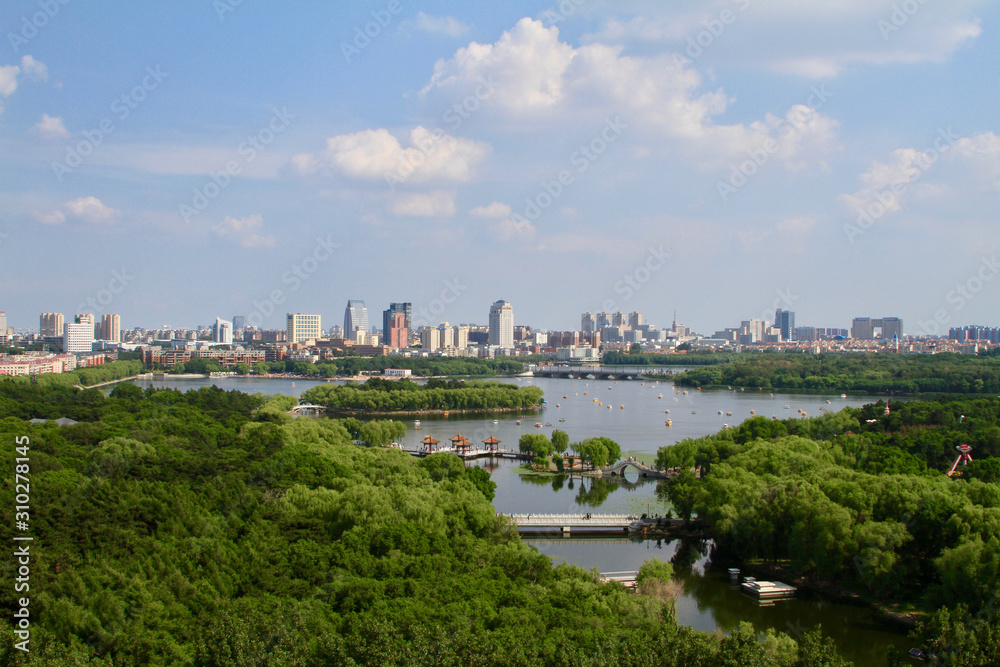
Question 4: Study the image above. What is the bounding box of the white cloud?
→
[304,126,491,185]
[388,190,456,217]
[468,202,511,218]
[581,1,986,78]
[211,214,275,247]
[30,114,69,139]
[20,55,48,82]
[413,12,471,37]
[420,18,838,167]
[0,65,18,96]
[840,131,1000,215]
[63,196,118,223]
[32,209,66,225]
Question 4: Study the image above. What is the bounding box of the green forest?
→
[301,378,544,413]
[0,381,867,666]
[170,355,526,379]
[673,353,1000,393]
[656,397,1000,661]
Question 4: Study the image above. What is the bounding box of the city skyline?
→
[1,2,999,335]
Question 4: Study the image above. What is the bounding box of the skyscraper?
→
[232,315,246,330]
[0,311,6,343]
[213,317,234,344]
[100,313,122,342]
[344,300,369,336]
[287,313,321,343]
[385,311,408,348]
[775,309,795,342]
[382,303,411,336]
[489,300,514,347]
[581,312,595,332]
[40,312,64,337]
[596,312,611,328]
[627,311,643,328]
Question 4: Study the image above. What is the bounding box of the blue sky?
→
[1,0,998,336]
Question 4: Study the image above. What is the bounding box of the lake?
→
[118,373,916,665]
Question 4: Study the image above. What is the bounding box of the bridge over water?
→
[288,403,327,415]
[503,513,642,534]
[530,365,673,381]
[600,459,675,480]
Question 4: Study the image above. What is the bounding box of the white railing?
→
[504,513,638,526]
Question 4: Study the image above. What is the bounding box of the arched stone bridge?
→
[289,403,327,415]
[600,459,673,479]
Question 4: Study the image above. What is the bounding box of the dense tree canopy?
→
[674,353,1000,394]
[0,382,852,665]
[302,378,543,413]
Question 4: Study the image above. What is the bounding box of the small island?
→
[300,377,544,415]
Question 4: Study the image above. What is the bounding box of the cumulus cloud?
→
[64,196,119,223]
[20,55,48,81]
[0,56,48,114]
[412,12,471,37]
[0,65,18,97]
[296,127,490,185]
[468,201,511,218]
[30,114,69,139]
[211,214,275,247]
[419,18,838,167]
[840,131,1000,216]
[388,190,456,217]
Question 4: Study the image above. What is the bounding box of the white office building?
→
[64,322,95,354]
[488,300,514,348]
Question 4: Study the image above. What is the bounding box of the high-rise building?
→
[628,311,643,328]
[286,313,321,343]
[596,312,611,328]
[420,326,441,350]
[581,312,596,332]
[74,313,95,338]
[611,312,627,327]
[344,300,369,336]
[0,311,6,343]
[232,315,246,330]
[382,303,411,336]
[851,317,902,340]
[100,313,122,342]
[385,311,408,348]
[774,309,795,342]
[438,323,455,349]
[488,300,514,347]
[213,317,234,344]
[64,322,94,354]
[40,312,64,337]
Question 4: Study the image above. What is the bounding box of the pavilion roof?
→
[421,435,440,444]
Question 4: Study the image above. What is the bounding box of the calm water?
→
[119,374,915,665]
